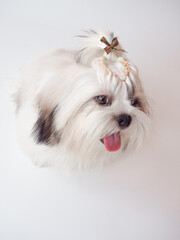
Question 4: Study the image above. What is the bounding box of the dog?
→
[12,29,150,171]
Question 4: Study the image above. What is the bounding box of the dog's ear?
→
[32,105,61,145]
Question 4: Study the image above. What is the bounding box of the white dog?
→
[12,30,150,171]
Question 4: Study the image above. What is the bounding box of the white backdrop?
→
[0,0,180,240]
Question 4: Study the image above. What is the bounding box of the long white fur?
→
[13,29,150,171]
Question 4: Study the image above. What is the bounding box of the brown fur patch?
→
[137,96,150,116]
[32,106,60,145]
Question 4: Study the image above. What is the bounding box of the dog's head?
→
[33,30,150,166]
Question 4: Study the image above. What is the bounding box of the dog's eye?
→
[131,98,139,107]
[94,95,110,106]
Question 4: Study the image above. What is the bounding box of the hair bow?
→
[100,36,126,54]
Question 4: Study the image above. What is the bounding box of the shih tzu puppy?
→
[13,30,150,170]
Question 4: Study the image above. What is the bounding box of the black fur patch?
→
[32,107,60,145]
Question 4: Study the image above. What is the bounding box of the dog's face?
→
[35,55,150,164]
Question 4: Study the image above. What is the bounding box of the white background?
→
[0,0,180,239]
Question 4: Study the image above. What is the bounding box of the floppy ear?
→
[32,105,61,145]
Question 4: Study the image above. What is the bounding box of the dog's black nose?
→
[116,114,132,129]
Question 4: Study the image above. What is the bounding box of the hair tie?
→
[100,36,127,55]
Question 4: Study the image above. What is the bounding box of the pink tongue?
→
[103,132,121,152]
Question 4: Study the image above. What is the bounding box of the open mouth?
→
[100,131,121,152]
